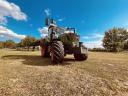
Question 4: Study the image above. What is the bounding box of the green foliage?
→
[16,41,24,47]
[21,36,36,51]
[89,48,107,52]
[0,40,16,49]
[123,40,128,50]
[4,40,16,48]
[103,28,128,52]
[0,41,4,49]
[22,36,36,46]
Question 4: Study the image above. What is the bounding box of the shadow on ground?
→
[2,55,76,66]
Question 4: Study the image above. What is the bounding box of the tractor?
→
[39,17,88,63]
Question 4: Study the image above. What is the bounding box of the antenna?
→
[45,17,49,26]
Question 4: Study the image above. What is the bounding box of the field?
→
[0,49,128,96]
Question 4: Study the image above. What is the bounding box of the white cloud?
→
[0,26,26,39]
[58,18,63,22]
[0,0,27,40]
[0,16,7,25]
[82,33,104,48]
[0,0,27,24]
[84,40,103,49]
[58,18,65,22]
[44,8,51,16]
[38,27,48,37]
[82,33,104,39]
[0,34,4,37]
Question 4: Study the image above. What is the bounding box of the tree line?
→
[0,40,16,49]
[0,36,39,51]
[0,27,128,52]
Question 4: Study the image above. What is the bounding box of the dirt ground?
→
[0,49,128,96]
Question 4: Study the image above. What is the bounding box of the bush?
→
[89,48,107,52]
[103,28,128,52]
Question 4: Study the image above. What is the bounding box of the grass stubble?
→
[0,49,128,96]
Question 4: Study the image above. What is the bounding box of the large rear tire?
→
[51,41,64,63]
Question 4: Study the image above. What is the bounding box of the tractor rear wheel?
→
[74,54,88,61]
[51,41,64,63]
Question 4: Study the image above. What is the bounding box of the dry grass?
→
[0,49,128,96]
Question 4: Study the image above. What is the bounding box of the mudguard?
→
[74,42,88,54]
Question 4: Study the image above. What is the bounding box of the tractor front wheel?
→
[50,41,64,63]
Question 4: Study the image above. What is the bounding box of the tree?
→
[22,36,36,51]
[0,41,4,49]
[123,40,128,50]
[103,28,128,52]
[5,40,16,48]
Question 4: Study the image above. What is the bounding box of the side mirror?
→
[45,18,49,26]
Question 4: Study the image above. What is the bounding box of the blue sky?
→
[0,0,128,48]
